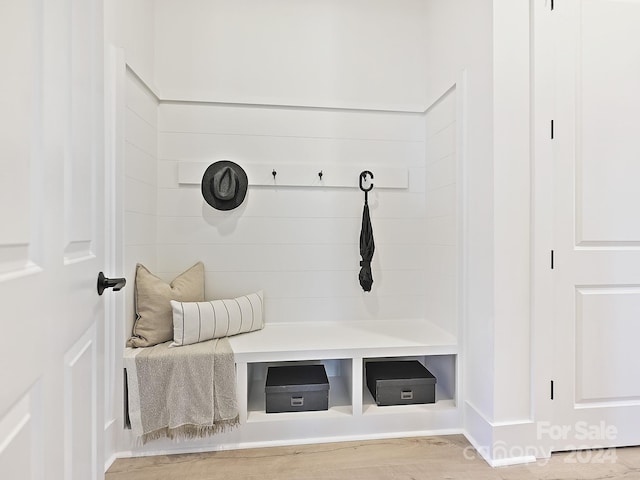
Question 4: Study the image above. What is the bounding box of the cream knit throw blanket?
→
[125,337,239,444]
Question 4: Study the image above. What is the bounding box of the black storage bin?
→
[265,364,330,413]
[366,360,436,406]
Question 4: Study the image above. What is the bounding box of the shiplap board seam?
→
[126,106,157,133]
[426,119,457,139]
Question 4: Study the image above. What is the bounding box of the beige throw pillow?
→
[127,262,205,348]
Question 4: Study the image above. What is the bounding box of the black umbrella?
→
[359,171,375,292]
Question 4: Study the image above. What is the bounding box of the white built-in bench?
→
[126,319,461,454]
[229,319,459,424]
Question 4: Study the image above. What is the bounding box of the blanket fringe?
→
[139,415,240,445]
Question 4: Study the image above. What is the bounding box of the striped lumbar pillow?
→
[170,291,264,346]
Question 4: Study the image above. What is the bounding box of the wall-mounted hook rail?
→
[178,161,407,189]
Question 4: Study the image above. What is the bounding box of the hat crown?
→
[201,160,248,211]
[212,166,238,200]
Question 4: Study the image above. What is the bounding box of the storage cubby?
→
[362,355,457,415]
[246,358,353,422]
[222,320,460,446]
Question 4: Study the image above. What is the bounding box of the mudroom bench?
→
[229,319,459,423]
[125,319,461,455]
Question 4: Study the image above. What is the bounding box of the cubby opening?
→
[246,358,353,422]
[362,354,457,415]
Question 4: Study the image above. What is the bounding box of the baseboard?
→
[109,402,545,468]
[104,418,119,472]
[104,452,119,473]
[113,428,464,459]
[463,401,539,467]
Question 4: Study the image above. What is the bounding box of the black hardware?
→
[97,272,126,296]
[551,120,554,139]
[272,169,277,179]
[318,170,323,180]
[359,171,374,205]
[551,250,554,270]
[550,380,554,400]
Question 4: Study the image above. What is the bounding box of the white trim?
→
[463,401,543,466]
[115,428,464,459]
[156,89,428,114]
[129,63,437,115]
[125,65,161,101]
[488,454,537,468]
[456,69,468,421]
[530,0,556,459]
[104,45,129,470]
[104,452,119,473]
[463,400,493,452]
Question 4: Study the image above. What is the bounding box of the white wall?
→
[422,0,534,461]
[115,0,156,88]
[153,0,429,111]
[492,0,531,424]
[424,88,458,336]
[148,0,464,331]
[155,103,433,325]
[423,0,495,424]
[123,70,158,339]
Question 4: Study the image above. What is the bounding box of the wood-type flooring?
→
[106,435,640,479]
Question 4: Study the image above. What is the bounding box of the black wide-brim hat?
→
[201,160,248,211]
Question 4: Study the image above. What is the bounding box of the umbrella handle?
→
[359,171,374,192]
[360,171,374,205]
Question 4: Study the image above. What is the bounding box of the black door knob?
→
[97,272,127,296]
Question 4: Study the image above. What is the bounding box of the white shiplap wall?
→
[155,103,432,325]
[124,69,158,336]
[424,88,458,336]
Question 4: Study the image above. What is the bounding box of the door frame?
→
[531,0,558,457]
[102,45,127,470]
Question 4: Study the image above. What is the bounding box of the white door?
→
[0,1,109,479]
[551,0,640,451]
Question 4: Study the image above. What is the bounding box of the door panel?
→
[576,287,640,403]
[553,0,640,449]
[0,0,39,274]
[64,326,97,480]
[65,0,99,262]
[577,0,640,244]
[0,388,41,479]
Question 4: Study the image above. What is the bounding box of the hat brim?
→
[201,160,248,211]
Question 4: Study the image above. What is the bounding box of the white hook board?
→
[179,161,409,189]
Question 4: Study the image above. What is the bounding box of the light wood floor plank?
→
[106,435,640,480]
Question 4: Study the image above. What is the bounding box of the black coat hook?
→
[272,169,277,179]
[319,170,323,180]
